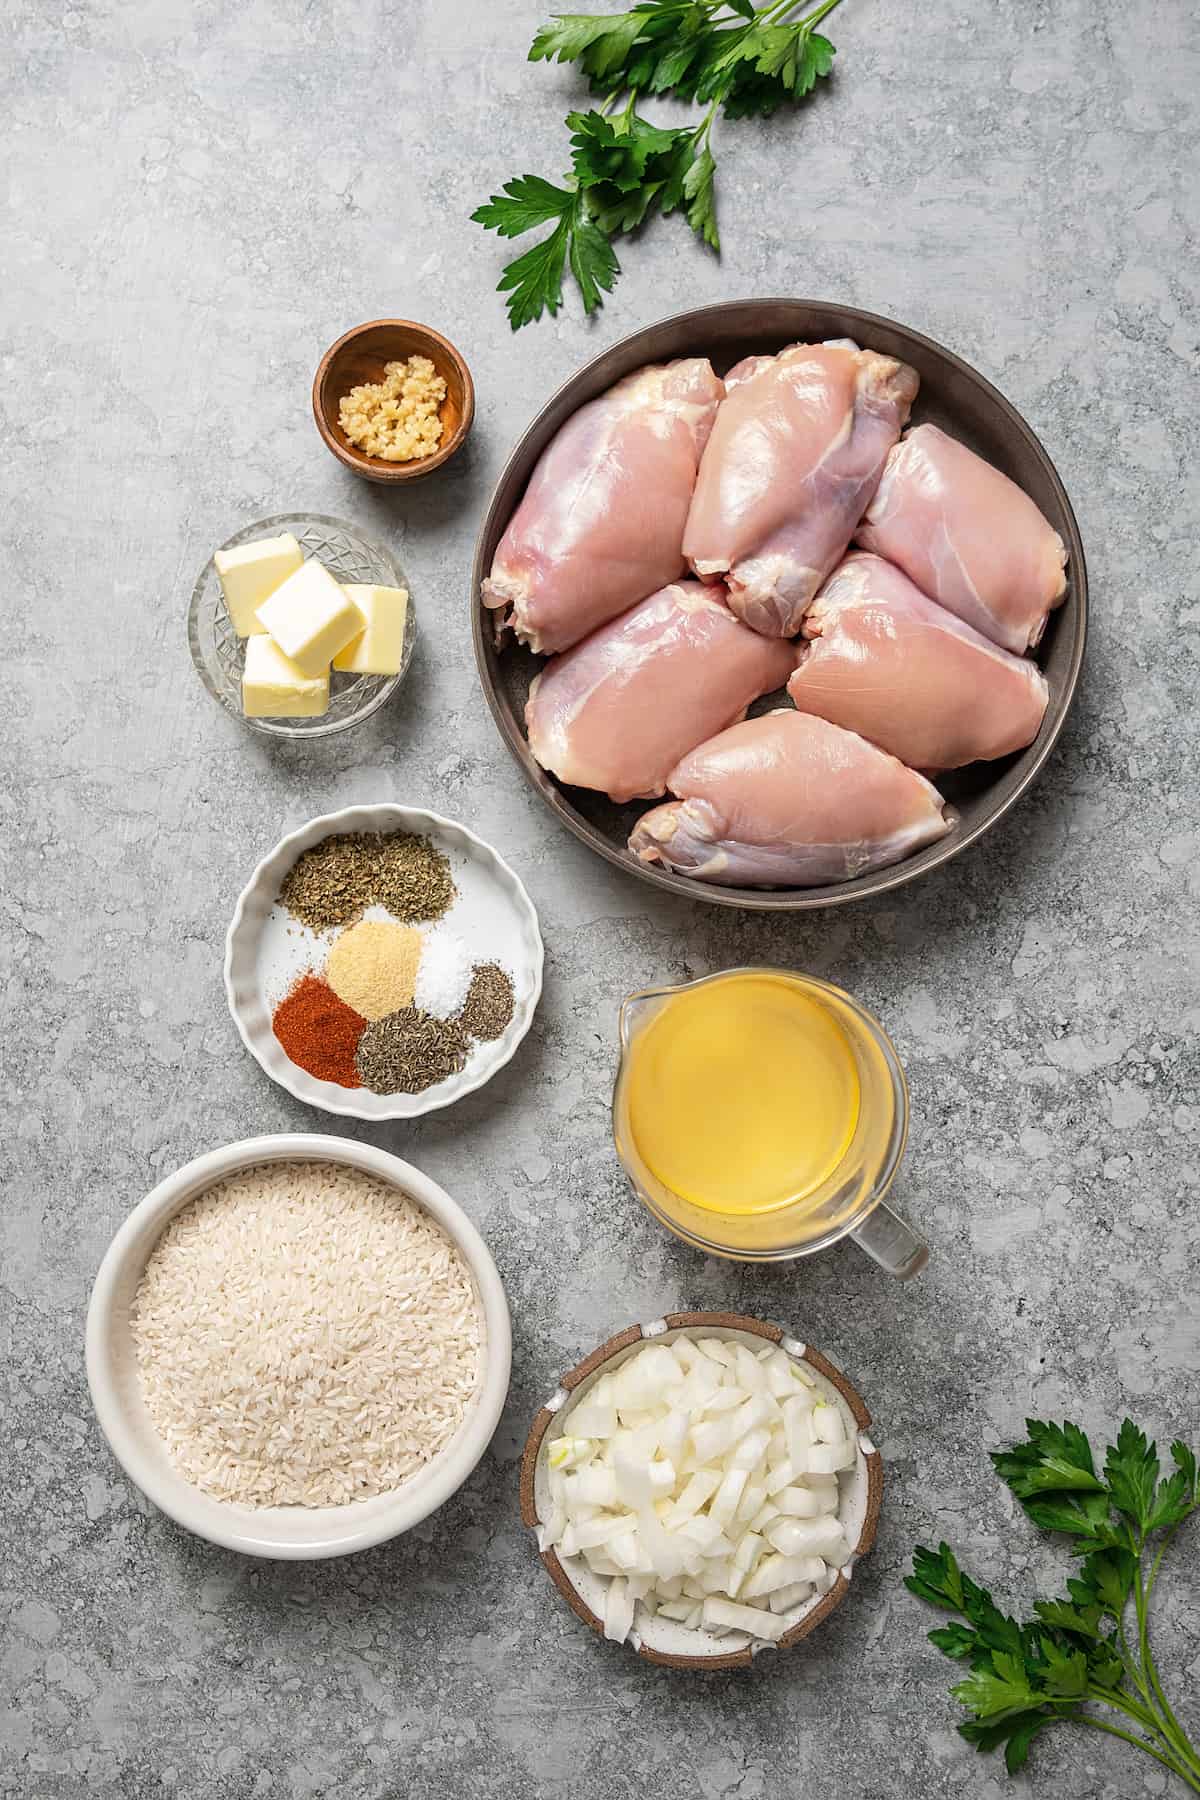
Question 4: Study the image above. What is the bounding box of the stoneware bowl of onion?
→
[224,803,544,1120]
[520,1312,882,1669]
[86,1134,512,1559]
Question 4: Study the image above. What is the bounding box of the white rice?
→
[130,1161,484,1509]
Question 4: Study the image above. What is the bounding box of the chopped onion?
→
[742,1551,825,1599]
[567,1467,618,1507]
[664,1468,722,1526]
[765,1514,849,1562]
[808,1439,856,1475]
[584,1551,621,1577]
[548,1436,593,1470]
[736,1478,767,1523]
[765,1460,801,1497]
[812,1400,846,1445]
[783,1395,816,1470]
[565,1401,615,1439]
[699,1386,749,1416]
[702,1597,790,1642]
[774,1484,823,1517]
[604,1577,635,1642]
[730,1427,773,1472]
[543,1334,859,1649]
[768,1580,813,1613]
[608,1532,638,1570]
[677,1513,728,1552]
[709,1467,749,1528]
[804,1473,839,1506]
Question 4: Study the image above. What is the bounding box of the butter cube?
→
[213,533,303,636]
[333,585,409,674]
[242,634,329,718]
[255,559,363,677]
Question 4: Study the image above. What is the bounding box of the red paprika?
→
[273,974,365,1088]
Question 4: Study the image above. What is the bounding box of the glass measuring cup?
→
[612,967,927,1278]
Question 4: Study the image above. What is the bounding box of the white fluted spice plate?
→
[225,803,544,1120]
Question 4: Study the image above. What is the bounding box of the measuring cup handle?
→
[850,1201,928,1280]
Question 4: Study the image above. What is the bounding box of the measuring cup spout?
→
[618,983,676,1050]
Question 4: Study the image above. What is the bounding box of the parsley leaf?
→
[1144,1441,1200,1534]
[1105,1419,1161,1531]
[905,1541,965,1612]
[1172,1439,1199,1499]
[472,178,619,329]
[476,0,846,325]
[909,1420,1200,1790]
[993,1419,1129,1549]
[682,142,719,248]
[1036,1637,1089,1700]
[1071,1546,1137,1618]
[567,108,690,191]
[1021,1493,1122,1546]
[1033,1598,1103,1641]
[567,213,620,312]
[568,107,712,247]
[953,1650,1038,1720]
[695,14,836,113]
[992,1418,1102,1497]
[494,221,573,331]
[928,1621,978,1660]
[471,174,579,238]
[1002,1713,1052,1775]
[529,9,651,79]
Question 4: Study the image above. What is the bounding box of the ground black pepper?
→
[458,963,515,1042]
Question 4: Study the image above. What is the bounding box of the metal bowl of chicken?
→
[470,299,1087,911]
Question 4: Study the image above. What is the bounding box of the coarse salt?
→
[413,928,473,1020]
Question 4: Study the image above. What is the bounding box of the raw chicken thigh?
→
[855,423,1068,654]
[629,710,949,888]
[526,581,795,804]
[682,342,919,638]
[481,358,724,655]
[788,554,1049,770]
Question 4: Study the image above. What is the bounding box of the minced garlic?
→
[338,355,447,463]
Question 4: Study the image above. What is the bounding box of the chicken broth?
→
[625,972,861,1220]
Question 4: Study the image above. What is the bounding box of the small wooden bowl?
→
[312,319,474,483]
[520,1312,883,1671]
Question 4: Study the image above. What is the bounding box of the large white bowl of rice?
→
[86,1134,511,1558]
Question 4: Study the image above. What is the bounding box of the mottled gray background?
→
[5,0,1199,1794]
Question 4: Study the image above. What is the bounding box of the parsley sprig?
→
[907,1420,1200,1790]
[471,0,843,328]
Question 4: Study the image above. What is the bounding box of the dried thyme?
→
[278,833,379,930]
[458,964,515,1042]
[279,830,456,932]
[356,1006,470,1094]
[371,833,456,924]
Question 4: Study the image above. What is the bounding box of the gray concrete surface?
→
[5,0,1199,1794]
